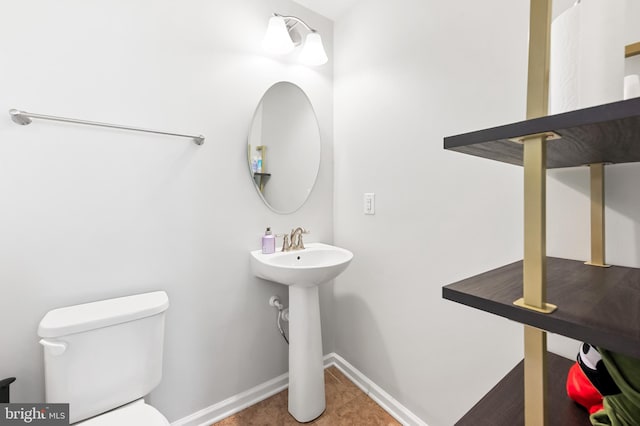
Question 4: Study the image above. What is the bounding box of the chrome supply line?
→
[9,109,205,145]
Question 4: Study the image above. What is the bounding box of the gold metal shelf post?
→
[585,163,611,268]
[521,0,553,425]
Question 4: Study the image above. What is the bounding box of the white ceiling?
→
[292,0,360,20]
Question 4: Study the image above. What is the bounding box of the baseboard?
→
[324,353,428,426]
[171,353,427,426]
[170,372,289,426]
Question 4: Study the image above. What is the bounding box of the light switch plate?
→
[364,193,375,215]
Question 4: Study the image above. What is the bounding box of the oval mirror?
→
[247,82,321,214]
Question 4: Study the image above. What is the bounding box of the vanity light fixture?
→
[262,15,295,55]
[262,13,328,66]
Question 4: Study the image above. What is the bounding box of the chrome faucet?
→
[279,227,310,251]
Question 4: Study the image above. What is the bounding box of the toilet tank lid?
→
[38,291,169,338]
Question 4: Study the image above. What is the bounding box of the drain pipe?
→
[269,296,289,344]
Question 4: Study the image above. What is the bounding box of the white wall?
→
[333,1,528,424]
[0,0,333,422]
[333,1,640,425]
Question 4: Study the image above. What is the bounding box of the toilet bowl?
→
[38,291,170,424]
[77,399,169,425]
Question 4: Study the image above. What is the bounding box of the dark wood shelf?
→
[456,352,587,425]
[444,97,640,168]
[443,257,640,359]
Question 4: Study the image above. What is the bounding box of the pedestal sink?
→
[250,243,353,422]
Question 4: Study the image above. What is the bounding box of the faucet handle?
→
[296,228,309,250]
[280,234,291,252]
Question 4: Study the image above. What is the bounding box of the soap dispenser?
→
[262,227,276,254]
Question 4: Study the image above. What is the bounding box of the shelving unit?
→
[443,257,640,359]
[444,97,640,424]
[442,1,640,424]
[445,97,640,168]
[456,353,585,426]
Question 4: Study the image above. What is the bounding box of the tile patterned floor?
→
[213,366,401,426]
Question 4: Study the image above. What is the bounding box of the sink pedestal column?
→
[288,285,325,422]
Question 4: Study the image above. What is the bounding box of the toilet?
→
[37,291,170,425]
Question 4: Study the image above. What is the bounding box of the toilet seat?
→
[77,399,169,426]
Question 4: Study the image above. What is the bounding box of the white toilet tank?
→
[38,291,169,424]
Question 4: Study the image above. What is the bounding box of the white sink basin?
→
[249,242,354,422]
[250,243,353,287]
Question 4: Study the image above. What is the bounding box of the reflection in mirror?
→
[248,82,321,214]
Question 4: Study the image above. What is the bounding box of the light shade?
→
[298,32,328,66]
[262,16,295,55]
